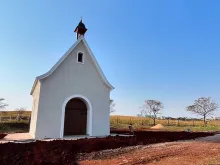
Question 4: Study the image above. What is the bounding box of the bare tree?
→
[186,97,218,126]
[140,100,163,126]
[137,113,144,117]
[16,108,26,121]
[165,117,171,126]
[110,100,116,113]
[0,98,8,122]
[0,98,8,109]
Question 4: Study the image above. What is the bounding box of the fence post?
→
[167,118,170,126]
[193,120,195,126]
[177,119,179,126]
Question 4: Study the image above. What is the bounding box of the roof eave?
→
[81,38,114,91]
[30,79,38,95]
[30,36,114,94]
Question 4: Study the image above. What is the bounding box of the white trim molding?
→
[60,94,93,138]
[30,36,114,95]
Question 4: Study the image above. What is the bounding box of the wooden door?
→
[64,98,87,135]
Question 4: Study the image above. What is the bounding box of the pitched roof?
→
[30,36,114,95]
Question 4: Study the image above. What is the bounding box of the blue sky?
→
[1,0,220,118]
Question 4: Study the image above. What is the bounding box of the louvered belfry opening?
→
[64,98,87,135]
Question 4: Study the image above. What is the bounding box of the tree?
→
[110,100,116,113]
[140,100,164,126]
[165,116,171,126]
[0,98,8,122]
[16,108,26,121]
[136,114,143,117]
[186,97,218,126]
[137,108,145,117]
[0,98,8,109]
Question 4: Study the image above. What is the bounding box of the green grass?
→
[0,121,29,133]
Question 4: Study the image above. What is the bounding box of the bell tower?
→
[74,18,87,40]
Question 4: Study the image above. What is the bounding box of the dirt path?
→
[196,133,220,142]
[79,141,220,165]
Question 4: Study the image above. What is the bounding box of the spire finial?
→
[80,17,83,22]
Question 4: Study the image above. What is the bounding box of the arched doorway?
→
[64,98,87,135]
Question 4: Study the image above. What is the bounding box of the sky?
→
[1,0,220,118]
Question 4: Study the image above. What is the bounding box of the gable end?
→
[30,36,114,95]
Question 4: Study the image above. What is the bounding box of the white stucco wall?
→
[29,81,41,138]
[34,40,110,139]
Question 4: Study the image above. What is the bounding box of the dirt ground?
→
[79,141,220,165]
[0,131,216,165]
[0,134,7,139]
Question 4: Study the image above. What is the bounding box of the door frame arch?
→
[60,94,93,138]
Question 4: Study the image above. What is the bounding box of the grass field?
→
[0,121,29,133]
[110,115,220,132]
[1,112,220,132]
[0,111,31,117]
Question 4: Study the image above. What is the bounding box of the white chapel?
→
[29,19,114,139]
